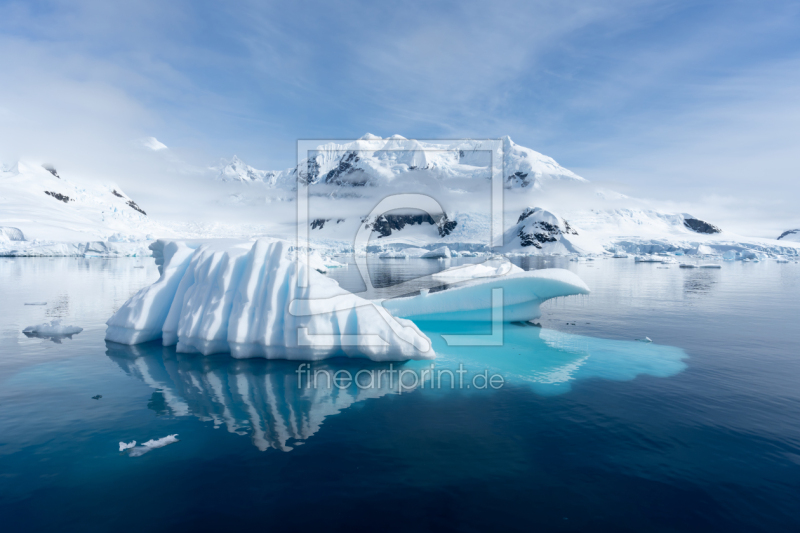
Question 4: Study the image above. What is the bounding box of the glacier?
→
[106,239,434,361]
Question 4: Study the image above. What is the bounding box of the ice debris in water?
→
[24,302,47,306]
[383,268,590,322]
[638,337,653,343]
[105,239,433,361]
[122,434,180,457]
[23,319,83,337]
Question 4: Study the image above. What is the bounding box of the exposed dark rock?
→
[507,171,531,188]
[684,217,721,234]
[777,229,799,240]
[127,200,146,215]
[42,165,59,178]
[516,206,577,248]
[437,213,458,237]
[310,218,328,230]
[324,151,367,186]
[44,191,71,203]
[517,207,536,223]
[111,189,124,198]
[365,212,457,238]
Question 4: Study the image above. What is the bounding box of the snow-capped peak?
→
[215,156,282,185]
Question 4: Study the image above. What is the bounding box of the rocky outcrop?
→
[365,213,457,238]
[127,200,146,215]
[44,191,71,203]
[683,216,721,234]
[515,207,577,249]
[777,229,800,241]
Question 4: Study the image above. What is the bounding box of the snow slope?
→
[0,161,173,247]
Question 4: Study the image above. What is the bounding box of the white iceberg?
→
[126,434,179,457]
[23,319,83,340]
[431,260,523,283]
[420,246,451,259]
[106,239,433,361]
[382,269,590,322]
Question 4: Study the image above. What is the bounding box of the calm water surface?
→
[1,256,799,532]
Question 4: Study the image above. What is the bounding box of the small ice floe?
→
[122,434,179,457]
[699,264,721,269]
[638,337,653,343]
[421,246,451,259]
[92,395,102,400]
[23,320,83,343]
[679,264,697,269]
[24,302,47,306]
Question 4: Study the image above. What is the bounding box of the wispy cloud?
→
[0,0,798,231]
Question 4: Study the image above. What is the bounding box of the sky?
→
[1,0,799,236]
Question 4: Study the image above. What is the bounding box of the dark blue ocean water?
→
[1,256,799,532]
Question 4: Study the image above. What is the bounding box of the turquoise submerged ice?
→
[416,322,688,395]
[104,239,592,361]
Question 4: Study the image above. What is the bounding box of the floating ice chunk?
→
[23,319,83,341]
[106,239,433,361]
[379,249,411,259]
[119,441,136,452]
[421,246,451,259]
[383,269,590,322]
[431,260,523,283]
[638,337,652,343]
[126,434,179,457]
[679,264,697,269]
[24,302,47,306]
[699,264,721,269]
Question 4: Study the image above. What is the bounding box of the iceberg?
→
[431,259,523,283]
[124,434,179,457]
[382,269,589,322]
[23,320,83,342]
[106,239,433,361]
[420,246,451,259]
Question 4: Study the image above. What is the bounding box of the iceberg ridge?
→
[106,239,433,361]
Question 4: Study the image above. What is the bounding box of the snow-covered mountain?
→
[2,134,799,258]
[214,134,586,190]
[214,156,283,185]
[0,160,174,255]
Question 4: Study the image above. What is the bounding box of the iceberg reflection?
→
[106,326,687,451]
[106,341,417,452]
